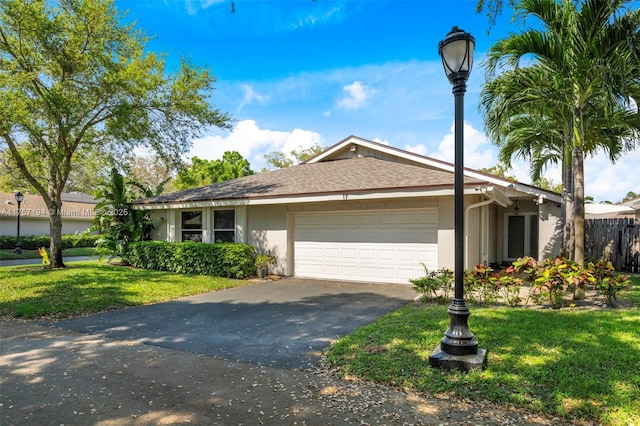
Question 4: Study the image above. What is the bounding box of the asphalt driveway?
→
[51,278,417,370]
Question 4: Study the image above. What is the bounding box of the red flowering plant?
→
[494,266,524,306]
[464,264,499,304]
[533,257,596,307]
[588,260,631,307]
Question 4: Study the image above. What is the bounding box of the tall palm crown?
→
[480,0,640,264]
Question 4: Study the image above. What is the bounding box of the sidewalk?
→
[0,256,92,267]
[0,319,560,425]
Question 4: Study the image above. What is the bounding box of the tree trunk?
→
[573,145,585,266]
[561,142,574,259]
[47,199,65,268]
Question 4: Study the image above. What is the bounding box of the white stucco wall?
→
[247,205,288,275]
[437,196,455,271]
[538,202,562,260]
[144,194,561,279]
[0,217,93,236]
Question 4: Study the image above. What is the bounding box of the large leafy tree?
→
[0,0,231,267]
[481,0,640,265]
[263,143,325,170]
[174,151,254,190]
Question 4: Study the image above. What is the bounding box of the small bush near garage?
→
[125,241,256,279]
[0,234,100,250]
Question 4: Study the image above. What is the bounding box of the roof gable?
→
[307,135,560,203]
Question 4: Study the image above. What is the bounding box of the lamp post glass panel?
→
[14,191,24,254]
[429,27,485,369]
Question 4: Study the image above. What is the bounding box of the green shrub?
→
[494,266,523,306]
[413,256,625,308]
[464,263,500,304]
[124,241,256,279]
[409,264,453,300]
[0,234,100,250]
[588,259,631,307]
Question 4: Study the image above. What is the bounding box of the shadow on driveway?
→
[51,278,417,370]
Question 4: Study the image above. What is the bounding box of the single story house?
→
[133,136,562,284]
[585,202,635,219]
[0,192,97,237]
[619,196,640,220]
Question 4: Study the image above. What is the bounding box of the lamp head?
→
[438,26,475,85]
[14,191,24,203]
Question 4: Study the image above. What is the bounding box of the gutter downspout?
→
[465,198,495,267]
[464,186,513,267]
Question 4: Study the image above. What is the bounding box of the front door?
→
[504,213,538,261]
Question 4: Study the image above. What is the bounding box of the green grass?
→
[0,261,250,319]
[0,247,96,260]
[325,276,640,426]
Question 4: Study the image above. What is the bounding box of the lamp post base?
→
[429,344,487,372]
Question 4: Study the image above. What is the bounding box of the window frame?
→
[213,209,235,243]
[181,210,203,242]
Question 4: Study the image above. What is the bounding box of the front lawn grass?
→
[325,276,640,426]
[0,261,250,319]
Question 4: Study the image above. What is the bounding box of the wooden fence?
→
[585,218,640,273]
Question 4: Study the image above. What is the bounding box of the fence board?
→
[585,218,640,273]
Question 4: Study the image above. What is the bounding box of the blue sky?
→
[116,0,639,203]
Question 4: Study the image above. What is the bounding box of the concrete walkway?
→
[0,256,92,267]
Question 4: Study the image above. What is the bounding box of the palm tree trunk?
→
[573,145,585,266]
[561,141,574,259]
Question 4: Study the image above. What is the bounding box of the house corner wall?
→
[538,202,562,260]
[247,205,288,276]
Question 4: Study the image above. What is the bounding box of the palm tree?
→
[481,0,640,265]
[481,64,576,257]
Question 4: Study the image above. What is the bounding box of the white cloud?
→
[584,148,640,203]
[188,120,323,170]
[337,81,376,110]
[238,84,270,112]
[291,5,346,29]
[431,121,496,170]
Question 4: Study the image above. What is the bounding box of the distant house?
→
[0,192,97,237]
[584,202,635,219]
[133,136,563,284]
[619,196,640,220]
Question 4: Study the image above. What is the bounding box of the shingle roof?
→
[0,192,97,219]
[135,157,487,206]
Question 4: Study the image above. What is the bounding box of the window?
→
[181,211,202,242]
[214,210,235,243]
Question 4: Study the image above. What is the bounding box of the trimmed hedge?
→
[0,234,100,250]
[124,241,256,279]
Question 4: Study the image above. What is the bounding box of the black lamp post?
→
[14,191,24,254]
[429,27,487,371]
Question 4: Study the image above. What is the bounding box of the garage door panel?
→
[294,209,438,284]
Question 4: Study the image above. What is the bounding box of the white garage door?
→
[293,209,438,284]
